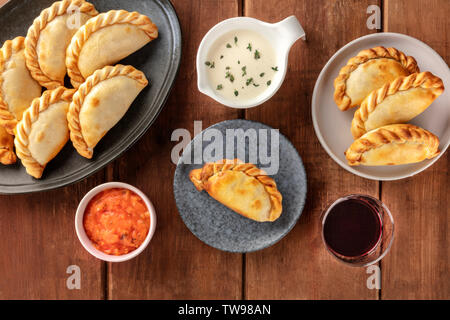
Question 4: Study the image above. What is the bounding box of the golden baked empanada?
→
[15,87,75,178]
[345,124,439,166]
[25,0,98,89]
[66,9,158,88]
[334,46,419,111]
[0,125,16,165]
[0,36,42,134]
[351,72,444,139]
[189,159,283,222]
[67,64,148,159]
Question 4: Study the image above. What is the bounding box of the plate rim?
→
[0,0,183,194]
[312,32,450,181]
[173,118,308,253]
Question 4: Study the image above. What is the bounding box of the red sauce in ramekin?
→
[83,188,150,256]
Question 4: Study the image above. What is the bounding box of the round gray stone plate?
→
[173,119,307,253]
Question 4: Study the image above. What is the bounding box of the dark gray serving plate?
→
[173,120,307,253]
[0,0,181,194]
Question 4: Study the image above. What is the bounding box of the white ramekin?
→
[75,182,157,262]
[196,16,306,109]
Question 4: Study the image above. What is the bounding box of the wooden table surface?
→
[0,0,448,300]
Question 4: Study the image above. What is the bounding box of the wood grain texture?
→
[381,0,449,300]
[0,174,106,299]
[243,0,380,299]
[107,0,244,299]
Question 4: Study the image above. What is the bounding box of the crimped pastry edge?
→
[14,87,75,178]
[345,124,440,166]
[333,46,420,111]
[351,71,445,139]
[189,159,283,222]
[24,0,98,89]
[66,9,158,88]
[0,36,28,135]
[67,64,148,159]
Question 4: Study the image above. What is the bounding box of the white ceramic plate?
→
[312,32,450,181]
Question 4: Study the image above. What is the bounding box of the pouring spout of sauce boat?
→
[273,15,306,50]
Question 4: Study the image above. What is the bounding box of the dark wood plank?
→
[0,173,106,299]
[243,0,380,299]
[107,0,244,299]
[381,0,449,300]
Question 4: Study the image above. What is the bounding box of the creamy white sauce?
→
[205,29,277,102]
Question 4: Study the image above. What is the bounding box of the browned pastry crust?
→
[67,64,148,159]
[345,124,440,166]
[334,46,419,111]
[351,72,445,139]
[66,9,158,88]
[190,159,283,222]
[14,87,75,178]
[24,0,98,89]
[0,127,16,165]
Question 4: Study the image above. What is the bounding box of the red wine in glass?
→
[321,194,394,266]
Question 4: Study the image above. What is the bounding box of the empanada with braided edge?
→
[351,72,444,139]
[25,0,98,89]
[345,124,440,166]
[190,159,283,222]
[0,36,42,134]
[66,9,158,88]
[334,46,419,111]
[14,87,75,178]
[67,64,148,159]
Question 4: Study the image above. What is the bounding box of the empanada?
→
[15,87,75,178]
[351,72,444,139]
[66,9,158,88]
[345,124,440,166]
[189,159,283,222]
[0,125,16,165]
[67,64,148,159]
[334,46,419,111]
[25,0,98,89]
[0,36,42,134]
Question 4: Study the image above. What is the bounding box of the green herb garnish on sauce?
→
[259,72,265,77]
[234,90,239,96]
[216,84,223,90]
[241,66,247,76]
[225,66,230,70]
[220,55,224,59]
[225,71,235,83]
[226,43,232,48]
[267,80,271,86]
[246,78,254,86]
[205,61,211,66]
[254,50,261,60]
[253,83,260,87]
[272,66,278,71]
[247,43,252,51]
[234,36,238,45]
